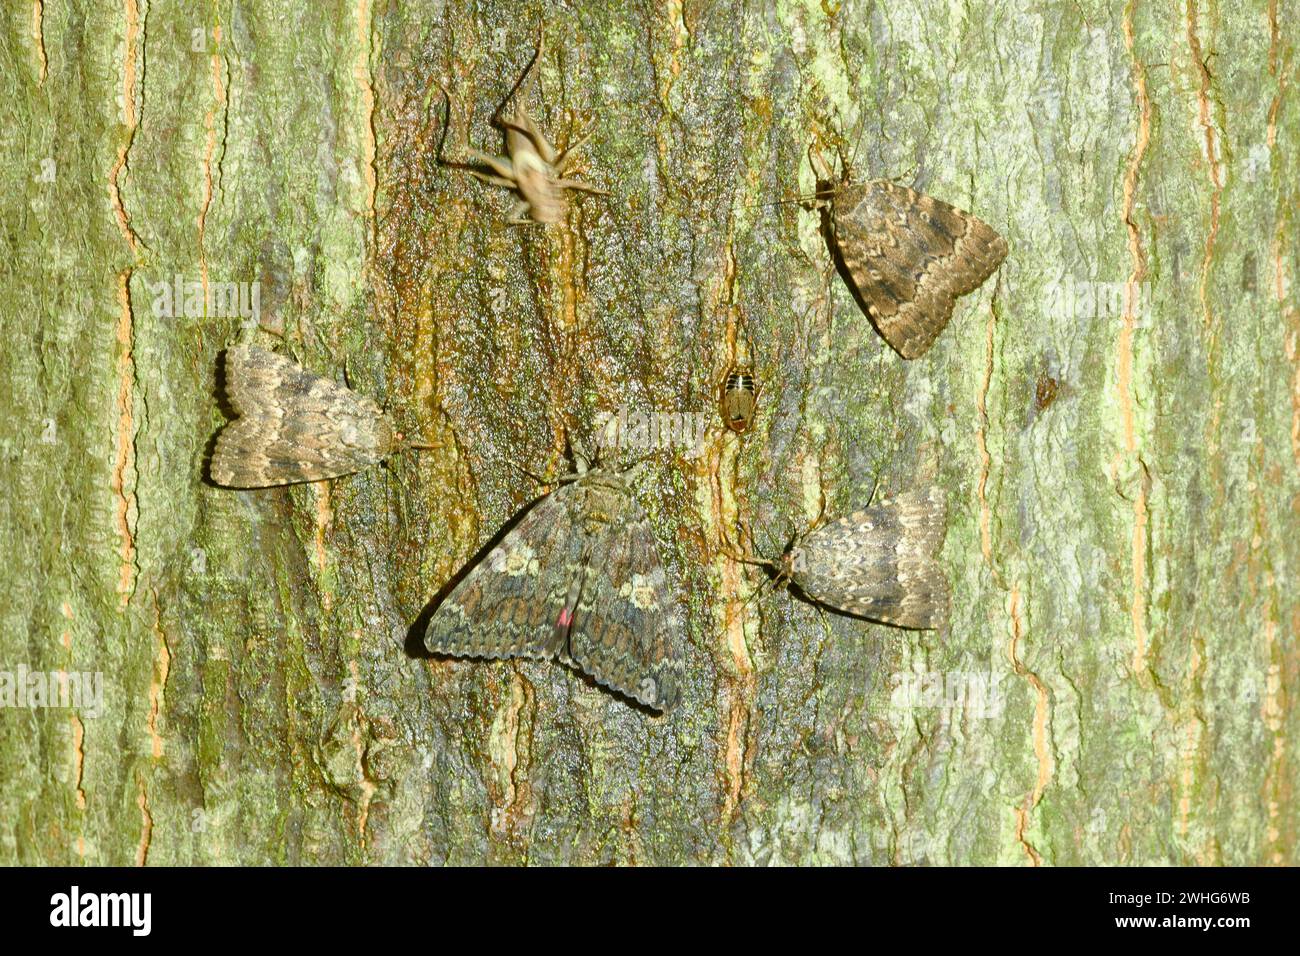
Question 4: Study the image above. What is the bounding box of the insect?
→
[445,34,607,224]
[209,345,436,488]
[424,460,684,712]
[1035,373,1060,412]
[805,145,1008,359]
[724,486,950,629]
[719,364,759,434]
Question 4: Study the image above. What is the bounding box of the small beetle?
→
[719,364,759,434]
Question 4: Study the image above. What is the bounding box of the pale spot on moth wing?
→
[423,482,583,663]
[564,499,684,713]
[830,181,1007,359]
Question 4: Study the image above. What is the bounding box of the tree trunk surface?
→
[1,0,1296,865]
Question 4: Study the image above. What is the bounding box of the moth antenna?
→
[717,520,771,571]
[501,453,554,487]
[863,473,882,509]
[743,194,821,210]
[813,492,828,528]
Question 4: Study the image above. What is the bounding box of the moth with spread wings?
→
[424,464,684,713]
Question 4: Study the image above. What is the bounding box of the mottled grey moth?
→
[730,486,950,629]
[210,345,434,488]
[424,461,684,712]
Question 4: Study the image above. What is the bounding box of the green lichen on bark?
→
[0,0,1295,865]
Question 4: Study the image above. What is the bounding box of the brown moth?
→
[726,486,950,629]
[448,35,607,224]
[424,460,684,713]
[719,364,759,434]
[210,345,435,488]
[806,146,1008,359]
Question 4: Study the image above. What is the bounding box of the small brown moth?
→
[726,486,950,629]
[210,345,435,488]
[448,35,607,224]
[424,460,684,712]
[805,146,1008,359]
[719,364,759,434]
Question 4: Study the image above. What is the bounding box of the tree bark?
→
[1,0,1295,865]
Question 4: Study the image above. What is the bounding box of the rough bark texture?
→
[1,0,1296,865]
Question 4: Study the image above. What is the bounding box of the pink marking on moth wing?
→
[557,606,574,628]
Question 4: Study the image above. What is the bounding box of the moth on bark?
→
[725,486,950,629]
[423,460,684,713]
[209,345,435,488]
[442,34,608,224]
[805,146,1008,359]
[719,364,759,434]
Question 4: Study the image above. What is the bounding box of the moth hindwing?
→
[424,466,684,713]
[210,345,400,488]
[807,148,1008,359]
[719,364,758,434]
[777,486,950,629]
